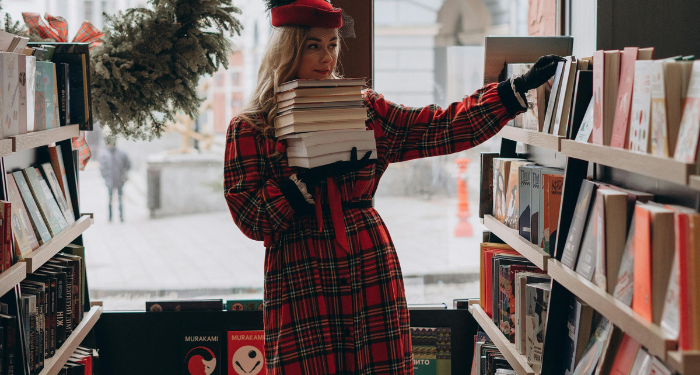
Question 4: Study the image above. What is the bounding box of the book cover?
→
[34,61,46,131]
[650,61,670,157]
[12,171,51,244]
[42,264,73,336]
[39,178,68,232]
[628,61,654,153]
[660,250,680,340]
[530,167,543,246]
[226,300,263,311]
[591,50,606,145]
[56,63,69,126]
[480,153,499,218]
[674,61,700,163]
[508,265,540,342]
[499,264,511,337]
[22,167,62,236]
[608,335,640,375]
[493,158,513,223]
[505,161,534,229]
[34,268,66,347]
[597,190,630,293]
[411,327,437,375]
[543,61,566,134]
[6,173,39,256]
[0,52,19,139]
[561,180,597,269]
[552,58,578,136]
[182,333,220,375]
[562,297,594,375]
[40,163,75,225]
[592,51,621,146]
[228,331,266,375]
[568,70,593,140]
[543,173,564,255]
[650,357,673,375]
[575,193,601,281]
[48,145,75,219]
[539,168,564,249]
[42,61,56,130]
[525,282,550,372]
[571,318,613,375]
[492,255,527,325]
[480,244,518,318]
[146,300,223,312]
[18,55,36,135]
[515,272,549,354]
[610,47,639,148]
[519,165,534,241]
[1,202,10,272]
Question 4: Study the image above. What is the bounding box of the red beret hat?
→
[270,0,343,29]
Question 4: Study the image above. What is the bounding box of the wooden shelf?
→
[23,215,92,273]
[39,305,102,375]
[498,126,564,151]
[547,259,675,359]
[9,125,80,153]
[689,175,700,190]
[0,139,13,157]
[0,263,26,297]
[483,215,550,270]
[469,304,535,375]
[560,140,695,186]
[667,351,700,375]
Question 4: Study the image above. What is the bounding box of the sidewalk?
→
[80,161,484,309]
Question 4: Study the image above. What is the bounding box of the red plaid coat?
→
[225,83,518,374]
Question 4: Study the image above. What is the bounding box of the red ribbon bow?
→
[22,13,104,171]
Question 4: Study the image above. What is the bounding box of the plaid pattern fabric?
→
[22,13,61,41]
[74,22,105,48]
[224,83,512,374]
[44,14,69,41]
[72,134,92,171]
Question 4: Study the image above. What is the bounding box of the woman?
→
[224,1,561,373]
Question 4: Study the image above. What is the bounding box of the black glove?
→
[297,147,373,192]
[513,55,565,94]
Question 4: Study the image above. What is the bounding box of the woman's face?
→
[296,27,339,80]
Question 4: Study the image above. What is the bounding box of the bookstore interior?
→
[0,0,697,374]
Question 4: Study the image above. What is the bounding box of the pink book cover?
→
[610,47,638,148]
[592,50,605,145]
[674,61,700,162]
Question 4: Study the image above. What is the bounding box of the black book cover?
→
[147,300,223,313]
[26,274,55,357]
[20,285,45,372]
[40,265,72,337]
[567,70,593,140]
[19,296,32,375]
[55,63,70,127]
[34,270,66,348]
[47,258,80,329]
[0,315,17,375]
[55,253,84,321]
[480,152,499,218]
[560,180,597,268]
[182,332,221,375]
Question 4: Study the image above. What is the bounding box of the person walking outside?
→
[100,141,131,222]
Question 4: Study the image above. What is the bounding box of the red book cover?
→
[633,205,653,322]
[610,47,639,148]
[482,247,518,317]
[228,331,266,375]
[609,334,640,375]
[3,202,10,271]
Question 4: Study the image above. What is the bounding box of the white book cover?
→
[628,350,650,375]
[650,357,673,375]
[0,52,19,139]
[17,55,35,135]
[650,61,670,157]
[288,149,377,168]
[628,61,653,153]
[0,31,15,51]
[674,61,700,162]
[287,140,377,158]
[575,100,595,143]
[553,59,577,136]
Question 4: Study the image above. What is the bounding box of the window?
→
[84,0,93,22]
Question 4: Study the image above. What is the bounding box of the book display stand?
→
[0,128,101,375]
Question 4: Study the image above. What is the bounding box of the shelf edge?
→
[484,215,550,270]
[23,216,92,273]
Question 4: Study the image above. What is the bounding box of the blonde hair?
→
[238,26,342,138]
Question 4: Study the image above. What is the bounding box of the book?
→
[650,61,683,157]
[666,206,695,349]
[42,61,56,130]
[39,178,68,232]
[6,173,39,257]
[225,300,263,311]
[278,98,363,110]
[674,61,700,163]
[55,63,69,126]
[552,58,578,136]
[274,120,367,137]
[597,189,629,293]
[11,171,51,244]
[33,268,66,347]
[48,145,75,219]
[568,70,593,140]
[493,158,516,223]
[25,274,55,356]
[55,251,86,320]
[506,265,540,341]
[182,333,220,375]
[575,100,595,142]
[493,255,528,325]
[288,149,377,169]
[228,331,266,375]
[515,272,550,354]
[608,334,640,375]
[575,192,602,282]
[543,173,564,255]
[538,168,564,250]
[281,128,373,144]
[543,61,566,134]
[632,203,675,323]
[34,60,46,131]
[518,165,534,241]
[571,318,613,375]
[277,94,364,109]
[610,47,654,148]
[146,300,223,312]
[276,78,366,93]
[0,52,19,139]
[18,55,36,135]
[627,61,654,153]
[41,264,73,337]
[40,163,75,226]
[275,107,367,128]
[562,297,594,375]
[505,161,534,229]
[0,314,17,375]
[286,140,377,158]
[22,167,63,236]
[508,64,540,130]
[525,282,550,372]
[480,153,499,218]
[47,256,81,330]
[660,249,680,340]
[276,86,363,102]
[0,202,10,272]
[480,243,518,317]
[530,167,544,246]
[591,50,621,146]
[560,180,597,268]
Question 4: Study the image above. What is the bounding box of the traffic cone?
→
[454,158,472,237]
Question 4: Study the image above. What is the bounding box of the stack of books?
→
[275,78,377,168]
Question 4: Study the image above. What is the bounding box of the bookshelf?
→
[498,126,564,152]
[9,125,80,153]
[483,215,550,270]
[546,259,675,359]
[560,140,695,186]
[22,215,93,273]
[0,264,26,298]
[0,140,13,158]
[38,305,103,375]
[667,351,700,375]
[468,303,536,375]
[689,175,700,190]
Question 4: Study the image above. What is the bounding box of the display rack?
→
[0,264,26,298]
[9,125,80,153]
[483,215,550,270]
[498,126,564,152]
[468,303,535,375]
[38,305,103,375]
[667,351,700,375]
[23,215,93,273]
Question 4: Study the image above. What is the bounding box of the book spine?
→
[3,203,10,272]
[5,318,15,375]
[55,276,65,348]
[530,168,541,246]
[63,271,73,337]
[519,167,532,241]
